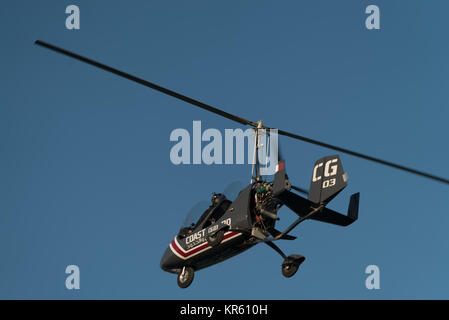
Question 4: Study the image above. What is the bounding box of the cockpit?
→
[178,193,232,238]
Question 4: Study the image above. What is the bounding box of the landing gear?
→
[264,241,305,278]
[177,267,194,288]
[281,255,305,278]
[207,230,225,247]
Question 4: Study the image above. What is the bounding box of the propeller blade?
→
[34,40,257,127]
[275,128,449,185]
[223,181,244,200]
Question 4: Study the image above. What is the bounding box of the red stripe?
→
[171,232,240,258]
[277,160,285,171]
[223,231,239,240]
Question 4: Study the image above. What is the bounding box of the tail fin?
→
[273,160,288,196]
[308,155,348,204]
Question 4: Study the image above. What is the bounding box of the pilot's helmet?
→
[211,192,224,205]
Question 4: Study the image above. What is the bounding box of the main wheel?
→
[207,230,225,247]
[177,267,194,288]
[281,255,305,278]
[282,262,299,278]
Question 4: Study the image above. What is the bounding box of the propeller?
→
[223,181,244,200]
[35,40,449,186]
[181,200,209,228]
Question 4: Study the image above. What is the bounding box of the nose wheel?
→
[281,254,305,278]
[177,267,195,288]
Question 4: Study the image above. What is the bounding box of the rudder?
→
[308,155,348,204]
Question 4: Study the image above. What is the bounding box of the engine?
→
[253,180,283,226]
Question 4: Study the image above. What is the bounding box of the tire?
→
[177,267,194,288]
[282,262,299,278]
[281,255,305,278]
[207,230,225,247]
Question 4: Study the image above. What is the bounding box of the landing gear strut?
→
[264,241,305,278]
[177,267,194,288]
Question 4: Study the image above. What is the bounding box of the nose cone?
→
[160,245,182,273]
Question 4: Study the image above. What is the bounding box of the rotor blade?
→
[35,40,449,185]
[276,128,449,185]
[291,185,309,195]
[34,40,257,127]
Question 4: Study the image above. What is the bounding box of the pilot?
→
[211,193,224,205]
[178,222,194,238]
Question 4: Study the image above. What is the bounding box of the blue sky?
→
[1,0,449,299]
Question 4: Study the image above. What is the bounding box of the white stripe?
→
[174,231,235,254]
[170,232,241,260]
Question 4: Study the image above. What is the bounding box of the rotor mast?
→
[251,120,264,184]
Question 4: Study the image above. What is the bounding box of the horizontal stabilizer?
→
[311,192,359,226]
[276,190,359,227]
